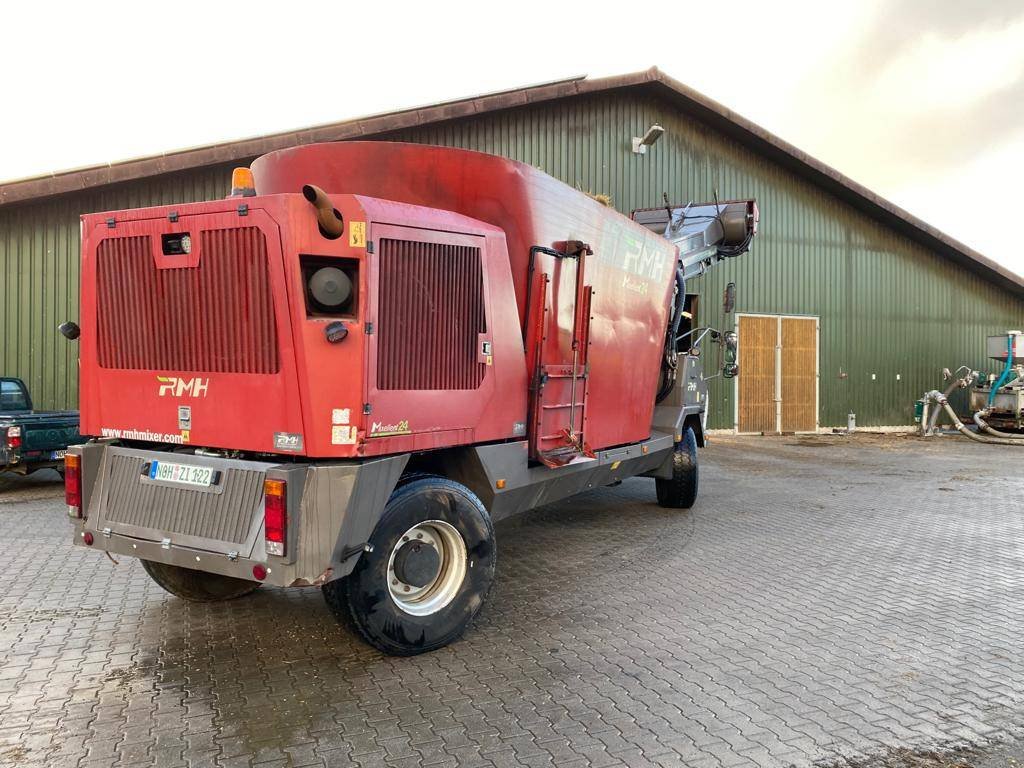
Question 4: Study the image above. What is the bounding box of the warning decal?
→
[349,221,366,248]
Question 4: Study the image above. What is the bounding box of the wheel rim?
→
[387,520,467,616]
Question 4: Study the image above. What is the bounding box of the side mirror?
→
[59,321,80,341]
[723,282,736,314]
[723,331,737,360]
[723,331,738,377]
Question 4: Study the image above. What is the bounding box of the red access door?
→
[364,224,496,442]
[525,243,594,467]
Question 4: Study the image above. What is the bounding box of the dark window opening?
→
[0,380,30,411]
[301,256,359,318]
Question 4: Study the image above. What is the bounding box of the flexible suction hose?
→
[923,391,1024,446]
[922,368,974,436]
[973,409,1024,439]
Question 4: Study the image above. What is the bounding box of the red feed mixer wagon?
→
[64,141,757,654]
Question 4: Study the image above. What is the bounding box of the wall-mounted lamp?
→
[632,124,665,154]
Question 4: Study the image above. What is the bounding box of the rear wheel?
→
[141,560,261,602]
[322,477,496,656]
[655,426,699,509]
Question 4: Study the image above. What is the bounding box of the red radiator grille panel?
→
[377,239,486,390]
[96,229,279,373]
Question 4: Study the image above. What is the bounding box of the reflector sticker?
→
[331,425,357,445]
[178,406,191,430]
[349,221,366,248]
[331,408,351,425]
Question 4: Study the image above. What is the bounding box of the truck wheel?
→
[655,426,699,509]
[140,560,261,602]
[322,477,496,656]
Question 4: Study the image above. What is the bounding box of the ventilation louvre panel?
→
[96,229,278,373]
[377,239,486,390]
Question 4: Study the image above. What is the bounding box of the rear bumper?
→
[69,442,406,587]
[73,525,290,584]
[0,452,64,474]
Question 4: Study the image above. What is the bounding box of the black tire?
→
[140,560,261,602]
[655,426,699,509]
[322,477,496,656]
[395,471,438,488]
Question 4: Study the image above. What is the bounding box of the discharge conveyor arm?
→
[633,200,759,280]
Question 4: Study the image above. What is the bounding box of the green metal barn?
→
[2,68,1021,431]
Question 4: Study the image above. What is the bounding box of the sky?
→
[4,0,1022,273]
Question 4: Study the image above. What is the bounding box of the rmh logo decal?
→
[157,376,209,398]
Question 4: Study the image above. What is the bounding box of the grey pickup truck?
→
[0,377,81,476]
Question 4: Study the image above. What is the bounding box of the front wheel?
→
[322,477,496,656]
[655,426,699,509]
[141,560,261,602]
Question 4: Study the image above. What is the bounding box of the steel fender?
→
[687,410,707,448]
[651,404,706,448]
[302,455,408,583]
[75,439,115,512]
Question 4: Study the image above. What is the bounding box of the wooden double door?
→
[737,315,818,434]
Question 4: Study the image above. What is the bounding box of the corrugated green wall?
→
[0,164,239,411]
[2,90,1021,428]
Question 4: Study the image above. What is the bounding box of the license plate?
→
[149,461,214,487]
[50,450,66,460]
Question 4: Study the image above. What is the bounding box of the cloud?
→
[890,133,1024,273]
[769,0,1023,268]
[794,2,1024,177]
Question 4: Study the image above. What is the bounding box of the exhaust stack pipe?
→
[301,184,345,239]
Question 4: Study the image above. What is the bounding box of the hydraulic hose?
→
[656,267,687,404]
[669,267,686,342]
[988,336,1014,406]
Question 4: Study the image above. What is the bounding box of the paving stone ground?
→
[0,433,1022,768]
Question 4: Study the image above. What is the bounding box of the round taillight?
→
[252,564,267,581]
[82,532,94,546]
